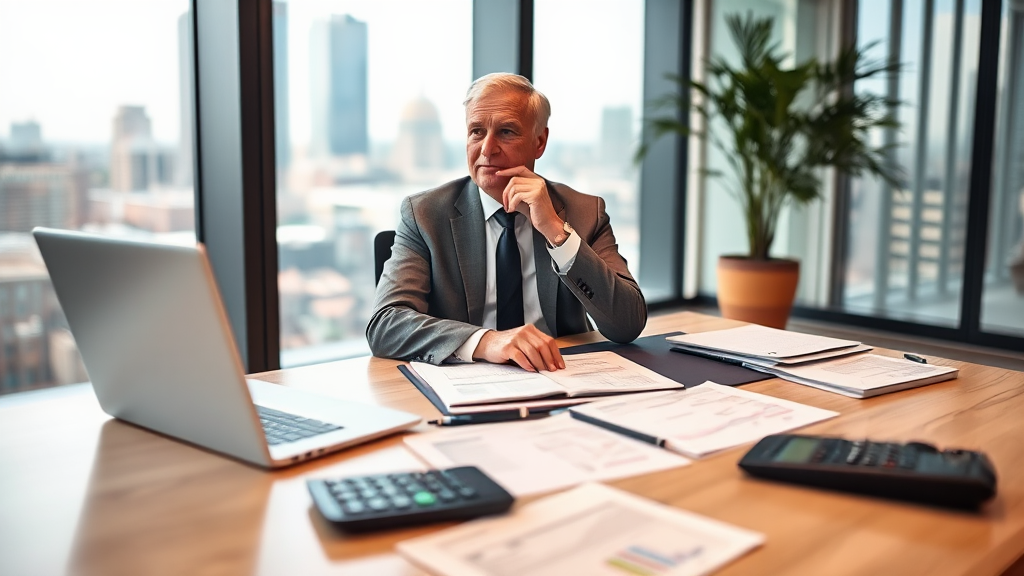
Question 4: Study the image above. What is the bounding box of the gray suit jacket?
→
[366,176,647,363]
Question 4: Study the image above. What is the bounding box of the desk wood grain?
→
[2,312,1023,576]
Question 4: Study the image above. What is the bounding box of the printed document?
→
[410,351,683,408]
[667,324,860,360]
[398,483,764,576]
[759,353,959,398]
[403,413,690,497]
[570,383,838,458]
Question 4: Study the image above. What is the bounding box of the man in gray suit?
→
[367,73,646,372]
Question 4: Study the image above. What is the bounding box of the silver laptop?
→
[33,227,420,468]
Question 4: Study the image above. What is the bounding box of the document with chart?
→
[569,383,839,458]
[403,414,690,496]
[409,351,684,409]
[398,483,764,576]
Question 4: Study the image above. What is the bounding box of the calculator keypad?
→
[308,466,514,531]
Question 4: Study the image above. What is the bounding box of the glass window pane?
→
[0,1,195,395]
[532,0,645,283]
[981,1,1024,337]
[841,0,981,326]
[273,1,472,367]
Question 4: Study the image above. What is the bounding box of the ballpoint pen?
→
[428,407,565,427]
[903,353,927,364]
[669,346,747,367]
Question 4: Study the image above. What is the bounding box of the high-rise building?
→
[0,163,88,233]
[310,14,369,158]
[273,2,291,180]
[177,11,194,188]
[600,106,634,172]
[0,234,56,393]
[390,97,446,181]
[2,121,48,163]
[109,105,175,192]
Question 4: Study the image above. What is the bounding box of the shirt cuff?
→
[546,230,581,273]
[448,328,489,363]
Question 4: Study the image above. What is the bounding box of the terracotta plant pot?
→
[717,256,800,329]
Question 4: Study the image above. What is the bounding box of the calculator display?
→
[773,437,822,463]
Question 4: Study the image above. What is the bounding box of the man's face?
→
[465,89,548,199]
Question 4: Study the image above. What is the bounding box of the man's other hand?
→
[473,324,566,372]
[494,166,564,245]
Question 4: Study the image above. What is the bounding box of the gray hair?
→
[463,73,551,135]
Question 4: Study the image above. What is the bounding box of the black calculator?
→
[739,434,997,509]
[307,466,514,531]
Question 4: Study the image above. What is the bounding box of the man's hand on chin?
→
[494,166,564,244]
[473,324,566,372]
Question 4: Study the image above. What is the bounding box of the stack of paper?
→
[667,324,870,367]
[398,483,764,576]
[750,353,959,398]
[667,325,958,398]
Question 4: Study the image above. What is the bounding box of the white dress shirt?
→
[449,187,581,362]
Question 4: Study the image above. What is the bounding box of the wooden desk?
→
[3,311,1024,576]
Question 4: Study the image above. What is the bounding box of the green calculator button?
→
[413,491,437,506]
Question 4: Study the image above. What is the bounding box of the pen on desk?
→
[904,353,927,364]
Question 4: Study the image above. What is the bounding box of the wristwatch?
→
[549,220,574,248]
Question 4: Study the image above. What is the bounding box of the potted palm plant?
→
[639,13,902,328]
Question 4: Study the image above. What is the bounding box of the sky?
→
[0,0,644,149]
[0,0,189,144]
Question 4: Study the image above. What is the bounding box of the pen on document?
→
[670,346,746,366]
[903,353,927,364]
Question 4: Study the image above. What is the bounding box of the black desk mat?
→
[561,331,771,388]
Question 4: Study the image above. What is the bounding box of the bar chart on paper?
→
[397,484,764,576]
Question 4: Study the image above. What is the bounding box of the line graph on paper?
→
[661,388,798,441]
[579,384,838,457]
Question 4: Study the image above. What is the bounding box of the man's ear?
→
[534,127,549,159]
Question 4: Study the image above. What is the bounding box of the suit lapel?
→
[535,180,565,336]
[452,180,487,324]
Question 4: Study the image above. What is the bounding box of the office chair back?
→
[374,230,396,286]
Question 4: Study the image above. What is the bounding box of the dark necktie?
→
[494,210,524,331]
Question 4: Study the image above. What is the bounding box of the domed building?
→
[389,97,446,181]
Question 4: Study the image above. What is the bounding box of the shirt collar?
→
[476,184,506,221]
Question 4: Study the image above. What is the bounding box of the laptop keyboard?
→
[256,405,343,445]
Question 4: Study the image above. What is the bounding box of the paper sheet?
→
[668,324,860,359]
[543,351,684,395]
[570,383,839,458]
[398,483,764,576]
[403,414,690,497]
